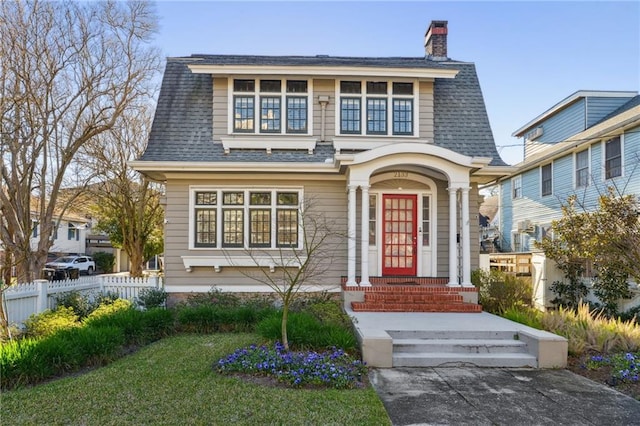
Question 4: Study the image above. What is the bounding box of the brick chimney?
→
[424,20,448,59]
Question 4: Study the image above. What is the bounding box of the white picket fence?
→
[3,274,163,327]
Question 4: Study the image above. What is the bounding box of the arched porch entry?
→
[338,143,489,289]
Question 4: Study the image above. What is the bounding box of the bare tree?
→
[84,105,164,277]
[0,0,160,282]
[231,200,342,351]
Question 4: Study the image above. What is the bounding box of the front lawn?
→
[2,333,390,425]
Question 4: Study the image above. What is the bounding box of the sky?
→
[153,1,640,166]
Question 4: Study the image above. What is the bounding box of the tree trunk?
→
[281,303,289,351]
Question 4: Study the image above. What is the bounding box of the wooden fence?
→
[3,274,163,327]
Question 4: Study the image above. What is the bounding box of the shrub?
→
[139,308,175,341]
[136,288,168,309]
[183,287,242,308]
[176,305,275,333]
[24,307,79,338]
[591,262,632,317]
[92,251,115,274]
[94,291,121,307]
[216,342,367,389]
[83,307,145,344]
[85,298,133,321]
[54,290,94,318]
[502,305,543,330]
[256,311,357,351]
[471,269,533,314]
[58,326,125,366]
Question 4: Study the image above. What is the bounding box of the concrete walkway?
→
[351,312,640,424]
[370,367,640,426]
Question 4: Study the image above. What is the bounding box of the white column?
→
[346,184,358,286]
[460,187,473,287]
[360,185,371,287]
[447,187,459,287]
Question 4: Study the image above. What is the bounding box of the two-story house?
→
[497,90,640,252]
[132,21,508,306]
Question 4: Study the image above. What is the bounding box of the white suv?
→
[46,255,96,275]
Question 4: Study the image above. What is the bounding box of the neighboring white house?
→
[30,212,91,257]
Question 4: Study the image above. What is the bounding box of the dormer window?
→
[232,79,308,134]
[339,80,414,136]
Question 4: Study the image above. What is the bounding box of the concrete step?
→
[392,352,537,368]
[393,338,528,354]
[387,330,518,340]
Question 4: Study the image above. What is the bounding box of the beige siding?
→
[418,81,434,140]
[163,175,347,289]
[312,79,335,140]
[213,77,228,137]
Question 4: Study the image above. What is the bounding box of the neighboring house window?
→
[68,223,79,241]
[339,80,414,136]
[422,196,430,246]
[512,175,522,199]
[604,136,622,179]
[512,232,522,252]
[32,221,38,238]
[233,79,308,134]
[575,149,589,188]
[541,163,552,196]
[192,188,302,249]
[369,194,376,246]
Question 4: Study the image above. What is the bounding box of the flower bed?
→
[215,342,367,389]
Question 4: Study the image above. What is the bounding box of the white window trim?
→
[574,148,590,189]
[189,186,304,251]
[540,162,553,197]
[602,134,624,181]
[227,78,313,136]
[335,78,419,137]
[511,175,522,199]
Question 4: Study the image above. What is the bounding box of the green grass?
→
[2,333,390,425]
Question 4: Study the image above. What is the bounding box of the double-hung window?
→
[193,188,301,249]
[541,163,552,197]
[339,80,414,136]
[512,175,522,199]
[233,79,308,134]
[575,149,589,188]
[604,136,622,179]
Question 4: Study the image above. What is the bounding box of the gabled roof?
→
[188,54,451,68]
[512,90,637,137]
[140,54,506,167]
[592,94,640,127]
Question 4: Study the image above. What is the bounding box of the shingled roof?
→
[141,54,506,166]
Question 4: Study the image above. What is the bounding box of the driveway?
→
[370,367,640,426]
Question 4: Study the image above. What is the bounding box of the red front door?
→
[382,194,417,276]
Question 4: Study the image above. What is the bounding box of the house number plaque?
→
[393,171,409,178]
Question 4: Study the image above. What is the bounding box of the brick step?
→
[351,302,482,313]
[365,293,463,303]
[356,285,476,293]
